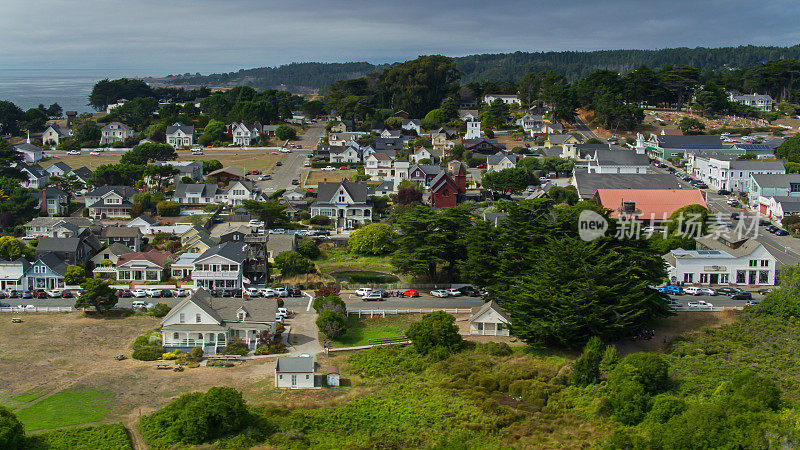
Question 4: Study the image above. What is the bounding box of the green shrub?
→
[222,337,249,356]
[207,360,235,368]
[316,310,346,338]
[405,311,463,354]
[268,342,287,354]
[0,405,24,449]
[479,342,512,356]
[275,323,285,335]
[132,346,164,361]
[187,361,199,369]
[348,347,430,378]
[572,336,605,386]
[139,387,252,447]
[148,303,171,318]
[188,347,204,362]
[646,395,687,424]
[28,423,131,449]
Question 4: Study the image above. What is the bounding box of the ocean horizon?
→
[0,68,157,114]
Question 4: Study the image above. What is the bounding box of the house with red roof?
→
[115,249,175,284]
[593,188,707,223]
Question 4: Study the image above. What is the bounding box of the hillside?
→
[151,45,800,93]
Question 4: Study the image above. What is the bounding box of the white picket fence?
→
[0,306,82,313]
[672,306,743,312]
[348,308,473,318]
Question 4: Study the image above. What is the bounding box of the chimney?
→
[41,190,47,213]
[622,201,636,214]
[26,131,30,144]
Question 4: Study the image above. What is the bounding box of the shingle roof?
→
[751,173,800,189]
[35,252,68,276]
[727,159,786,171]
[165,122,195,135]
[36,237,81,253]
[101,226,141,238]
[104,242,133,256]
[573,173,683,199]
[275,356,315,373]
[469,301,511,323]
[47,162,72,173]
[487,152,516,166]
[117,249,174,267]
[655,134,725,149]
[592,148,649,166]
[196,241,246,264]
[317,179,368,203]
[71,167,93,181]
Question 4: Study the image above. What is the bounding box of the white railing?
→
[164,339,226,347]
[191,271,239,278]
[347,308,473,317]
[0,306,82,313]
[672,306,744,312]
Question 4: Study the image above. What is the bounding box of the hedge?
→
[132,346,165,361]
[27,423,132,449]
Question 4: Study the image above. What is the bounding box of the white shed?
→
[469,301,511,336]
[275,356,316,389]
[326,366,340,387]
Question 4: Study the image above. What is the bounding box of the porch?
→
[470,322,510,336]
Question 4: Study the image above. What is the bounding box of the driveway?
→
[284,310,323,355]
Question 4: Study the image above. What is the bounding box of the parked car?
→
[249,219,265,228]
[274,287,288,297]
[684,286,702,295]
[717,189,731,195]
[132,300,154,309]
[276,307,291,318]
[699,288,717,296]
[160,289,173,298]
[445,288,462,297]
[260,175,271,181]
[775,229,789,236]
[21,291,33,299]
[688,301,713,308]
[757,288,773,295]
[131,289,147,298]
[46,289,62,298]
[62,290,74,298]
[117,289,132,298]
[275,314,285,324]
[727,199,740,207]
[0,302,9,307]
[667,300,682,308]
[745,300,760,306]
[276,161,283,166]
[260,288,276,297]
[172,288,188,297]
[730,212,739,220]
[759,219,771,226]
[402,289,420,298]
[280,148,291,153]
[430,290,449,298]
[322,166,336,171]
[66,150,81,155]
[288,288,302,297]
[7,290,19,299]
[362,291,383,301]
[658,285,684,295]
[243,287,260,297]
[716,287,741,296]
[304,160,311,167]
[731,292,753,300]
[766,225,778,233]
[355,288,373,296]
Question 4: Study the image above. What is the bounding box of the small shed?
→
[326,366,340,387]
[275,356,315,389]
[469,301,511,336]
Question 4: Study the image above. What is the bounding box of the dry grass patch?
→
[305,169,356,186]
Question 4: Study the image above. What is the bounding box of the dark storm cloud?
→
[1,0,798,74]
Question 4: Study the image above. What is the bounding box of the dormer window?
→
[238,312,245,321]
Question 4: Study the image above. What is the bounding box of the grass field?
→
[305,169,356,186]
[330,315,416,348]
[15,388,114,431]
[41,150,284,173]
[314,246,399,279]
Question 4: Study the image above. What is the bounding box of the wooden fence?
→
[348,308,473,318]
[0,306,83,313]
[672,306,744,312]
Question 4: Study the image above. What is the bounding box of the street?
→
[255,122,325,194]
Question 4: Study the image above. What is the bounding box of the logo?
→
[578,210,608,241]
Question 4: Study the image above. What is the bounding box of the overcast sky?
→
[2,0,799,76]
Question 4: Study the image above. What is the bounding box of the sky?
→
[2,0,800,76]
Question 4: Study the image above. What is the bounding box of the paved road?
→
[649,163,800,266]
[662,292,764,308]
[256,122,325,194]
[572,116,601,141]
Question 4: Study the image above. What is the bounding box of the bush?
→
[156,200,180,217]
[189,347,204,362]
[207,360,235,368]
[478,342,513,356]
[312,294,346,313]
[275,323,285,335]
[406,311,463,354]
[222,337,249,356]
[162,352,177,360]
[297,237,320,259]
[347,223,398,255]
[309,215,331,226]
[139,387,252,447]
[268,342,288,354]
[316,310,346,338]
[275,124,297,141]
[28,423,131,450]
[0,405,24,449]
[148,303,171,318]
[133,346,165,361]
[572,337,605,386]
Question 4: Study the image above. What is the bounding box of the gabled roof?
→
[275,356,315,373]
[86,186,136,200]
[547,134,580,145]
[44,123,68,136]
[429,172,457,192]
[103,242,133,256]
[117,249,174,267]
[128,214,158,226]
[174,183,218,198]
[317,179,369,203]
[47,162,72,173]
[751,173,800,189]
[727,159,786,171]
[654,134,725,149]
[463,138,506,150]
[101,226,141,238]
[487,151,517,166]
[101,122,132,132]
[402,119,421,127]
[196,241,246,264]
[19,163,48,179]
[14,143,42,154]
[165,122,195,135]
[592,148,649,166]
[208,167,245,178]
[33,252,68,276]
[573,172,683,199]
[71,166,93,181]
[409,164,442,176]
[24,216,95,229]
[36,237,81,253]
[469,301,511,323]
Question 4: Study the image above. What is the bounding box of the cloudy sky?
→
[2,0,799,76]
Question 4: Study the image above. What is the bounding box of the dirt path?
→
[124,416,146,450]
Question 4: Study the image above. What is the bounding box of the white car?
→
[171,288,188,297]
[131,289,147,298]
[431,290,449,298]
[688,301,713,309]
[66,150,81,155]
[274,287,289,297]
[243,287,260,297]
[277,307,290,318]
[683,287,702,295]
[45,289,62,298]
[445,288,462,297]
[89,151,100,156]
[131,300,154,309]
[355,288,373,296]
[280,148,292,153]
[700,288,717,296]
[322,166,336,171]
[248,220,264,228]
[20,304,35,311]
[144,288,162,297]
[260,288,276,297]
[304,160,311,167]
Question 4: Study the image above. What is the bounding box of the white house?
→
[45,162,72,177]
[729,92,774,112]
[161,288,276,354]
[85,186,136,219]
[310,180,373,229]
[0,258,29,291]
[275,356,316,389]
[464,121,481,140]
[17,163,49,189]
[14,143,43,163]
[469,301,511,336]
[191,241,246,291]
[483,94,521,106]
[42,124,69,146]
[100,122,134,145]
[693,156,786,192]
[486,152,517,172]
[329,145,361,164]
[664,234,778,286]
[516,114,543,131]
[401,119,421,135]
[165,122,195,148]
[364,152,394,181]
[586,147,650,174]
[231,123,260,146]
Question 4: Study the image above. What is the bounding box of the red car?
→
[402,289,420,298]
[339,166,349,170]
[477,164,486,169]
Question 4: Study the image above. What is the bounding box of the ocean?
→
[0,68,156,114]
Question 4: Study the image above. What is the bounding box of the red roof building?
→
[594,188,707,222]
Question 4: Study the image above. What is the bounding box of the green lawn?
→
[315,247,403,279]
[14,388,114,431]
[331,315,414,348]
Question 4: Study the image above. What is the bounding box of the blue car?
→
[658,285,684,295]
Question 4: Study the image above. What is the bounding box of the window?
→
[749,259,757,267]
[683,273,694,283]
[790,183,800,193]
[173,332,179,339]
[700,273,709,283]
[179,313,185,324]
[196,314,201,323]
[759,271,769,284]
[306,375,310,380]
[761,260,769,267]
[736,270,746,284]
[238,312,244,321]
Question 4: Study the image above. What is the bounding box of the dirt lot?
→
[615,310,737,356]
[0,312,353,426]
[41,149,284,173]
[305,169,356,186]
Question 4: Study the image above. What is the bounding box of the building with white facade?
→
[100,122,134,145]
[693,155,786,192]
[310,180,373,229]
[464,121,481,140]
[483,94,521,106]
[275,356,316,389]
[729,92,774,112]
[191,242,246,291]
[586,146,649,174]
[664,233,777,286]
[165,122,195,148]
[231,123,260,146]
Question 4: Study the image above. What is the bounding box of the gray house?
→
[100,122,134,145]
[35,237,90,265]
[165,122,195,148]
[25,252,67,290]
